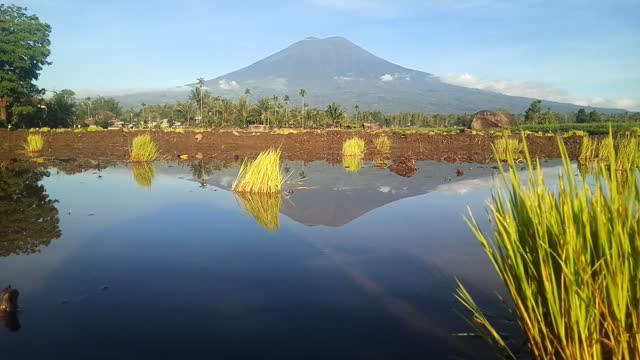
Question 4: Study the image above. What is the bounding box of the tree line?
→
[1,5,638,131]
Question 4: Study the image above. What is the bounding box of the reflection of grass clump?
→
[493,137,523,162]
[131,163,156,189]
[456,134,640,359]
[24,134,44,153]
[232,148,283,193]
[234,192,282,231]
[374,135,390,152]
[130,134,159,162]
[343,155,363,173]
[342,136,365,157]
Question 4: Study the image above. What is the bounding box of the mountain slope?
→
[118,37,625,114]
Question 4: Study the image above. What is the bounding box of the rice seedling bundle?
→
[374,135,391,152]
[492,137,523,162]
[130,134,159,162]
[342,137,365,157]
[24,134,44,153]
[343,155,363,173]
[457,134,640,360]
[232,148,284,193]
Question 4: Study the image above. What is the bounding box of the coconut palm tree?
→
[176,101,197,127]
[283,95,290,125]
[271,95,279,126]
[299,89,307,128]
[326,102,345,127]
[250,98,271,126]
[236,96,250,127]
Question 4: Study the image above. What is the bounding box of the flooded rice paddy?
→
[0,159,567,359]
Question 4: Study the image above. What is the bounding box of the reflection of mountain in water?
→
[202,161,505,227]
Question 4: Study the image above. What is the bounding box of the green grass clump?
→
[129,134,159,162]
[87,126,103,132]
[578,136,598,164]
[456,134,640,359]
[342,136,365,157]
[373,135,391,152]
[232,148,284,193]
[24,134,44,153]
[131,162,155,189]
[493,137,523,162]
[579,135,640,170]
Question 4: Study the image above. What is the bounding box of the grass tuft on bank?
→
[232,148,284,193]
[24,134,44,153]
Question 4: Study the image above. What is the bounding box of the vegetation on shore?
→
[232,148,284,193]
[374,135,391,152]
[24,134,44,153]
[129,134,159,162]
[456,134,640,359]
[493,137,523,162]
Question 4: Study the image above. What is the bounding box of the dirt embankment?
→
[0,129,582,165]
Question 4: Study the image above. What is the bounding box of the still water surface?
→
[0,160,565,359]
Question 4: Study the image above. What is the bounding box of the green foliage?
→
[129,134,159,162]
[45,89,76,128]
[492,137,522,161]
[326,102,345,126]
[374,135,391,152]
[24,133,44,152]
[232,148,284,193]
[587,110,601,123]
[524,99,542,124]
[457,134,640,359]
[518,122,640,135]
[0,167,61,256]
[0,5,51,125]
[575,108,588,123]
[342,137,365,157]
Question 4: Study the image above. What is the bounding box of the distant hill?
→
[115,37,624,114]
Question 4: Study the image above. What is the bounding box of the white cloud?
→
[380,74,394,82]
[218,79,240,90]
[334,76,354,81]
[439,73,640,111]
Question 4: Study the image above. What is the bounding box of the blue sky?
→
[10,0,640,110]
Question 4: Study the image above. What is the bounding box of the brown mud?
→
[0,129,582,167]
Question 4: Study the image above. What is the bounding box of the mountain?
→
[116,37,624,114]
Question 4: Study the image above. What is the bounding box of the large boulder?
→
[470,110,513,130]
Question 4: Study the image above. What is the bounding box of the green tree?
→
[0,167,61,257]
[587,110,601,123]
[542,107,557,125]
[283,95,290,125]
[575,108,588,123]
[176,101,197,126]
[0,5,51,126]
[524,99,543,124]
[326,102,345,127]
[46,89,76,128]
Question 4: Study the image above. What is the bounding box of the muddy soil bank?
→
[0,129,582,165]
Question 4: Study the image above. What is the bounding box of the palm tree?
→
[354,104,360,123]
[236,96,250,127]
[84,97,92,121]
[326,102,345,127]
[176,101,197,127]
[141,102,146,128]
[244,88,252,99]
[196,77,205,123]
[250,98,271,125]
[283,95,290,125]
[299,89,307,128]
[271,95,279,127]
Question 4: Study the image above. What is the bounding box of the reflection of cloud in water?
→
[378,185,391,193]
[434,165,567,195]
[219,175,234,188]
